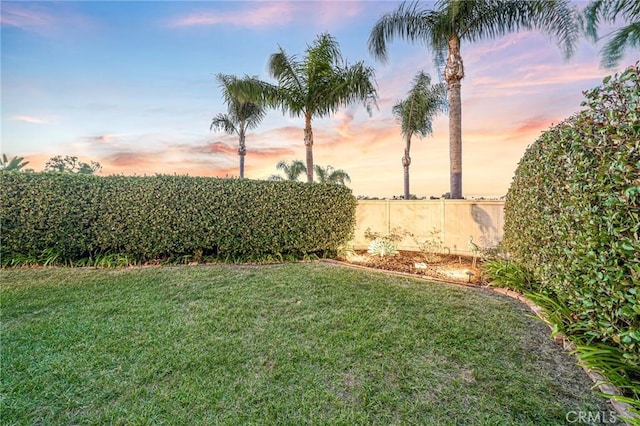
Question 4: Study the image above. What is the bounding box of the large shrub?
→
[504,64,639,362]
[1,174,356,263]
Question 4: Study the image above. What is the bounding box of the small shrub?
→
[363,227,406,244]
[412,227,449,262]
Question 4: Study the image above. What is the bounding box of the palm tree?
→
[0,154,29,171]
[269,160,307,181]
[210,74,266,179]
[233,33,377,183]
[369,0,579,199]
[583,0,640,68]
[392,71,447,200]
[314,165,352,185]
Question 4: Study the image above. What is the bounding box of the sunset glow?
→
[1,1,635,198]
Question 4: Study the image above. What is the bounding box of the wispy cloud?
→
[168,1,363,29]
[168,3,297,28]
[309,1,363,28]
[333,111,355,139]
[471,32,535,57]
[1,2,94,35]
[470,63,603,98]
[83,133,121,144]
[10,115,50,124]
[0,3,57,30]
[200,141,238,156]
[105,151,156,168]
[513,115,553,135]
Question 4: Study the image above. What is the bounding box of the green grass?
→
[1,263,616,425]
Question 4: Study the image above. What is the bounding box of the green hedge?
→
[504,64,640,362]
[1,174,356,263]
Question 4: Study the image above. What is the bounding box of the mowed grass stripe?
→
[1,263,613,425]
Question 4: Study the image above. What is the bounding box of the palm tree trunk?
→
[238,129,247,179]
[402,145,411,200]
[444,35,464,199]
[304,112,314,183]
[239,155,245,179]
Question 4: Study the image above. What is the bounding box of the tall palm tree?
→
[369,0,579,199]
[269,160,307,181]
[210,74,266,179]
[234,33,378,183]
[314,165,352,185]
[583,0,640,68]
[0,154,29,171]
[392,71,447,200]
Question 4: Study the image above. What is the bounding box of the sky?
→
[1,1,636,199]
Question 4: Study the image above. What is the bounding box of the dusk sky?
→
[1,1,636,198]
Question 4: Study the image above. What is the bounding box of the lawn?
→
[1,263,615,425]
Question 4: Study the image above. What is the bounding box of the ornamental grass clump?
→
[367,238,398,257]
[364,227,403,257]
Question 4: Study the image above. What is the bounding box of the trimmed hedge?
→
[1,173,356,262]
[504,64,640,362]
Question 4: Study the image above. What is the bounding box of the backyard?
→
[1,263,616,425]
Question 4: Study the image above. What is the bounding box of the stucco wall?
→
[352,200,505,255]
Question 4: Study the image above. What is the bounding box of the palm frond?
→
[458,0,579,59]
[600,22,640,68]
[393,70,447,140]
[582,0,607,40]
[329,169,351,185]
[276,160,307,181]
[210,114,237,134]
[269,49,306,100]
[0,154,30,171]
[219,73,279,109]
[235,102,267,131]
[314,164,330,183]
[331,61,379,116]
[368,0,443,62]
[305,33,342,80]
[582,0,640,68]
[211,74,268,148]
[314,164,351,185]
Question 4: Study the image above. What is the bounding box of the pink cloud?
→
[251,146,294,158]
[310,2,363,28]
[10,115,50,124]
[0,3,94,35]
[104,152,156,168]
[471,32,535,57]
[0,4,56,30]
[333,111,355,139]
[168,1,364,29]
[169,3,296,28]
[206,141,237,155]
[513,115,553,135]
[190,140,293,160]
